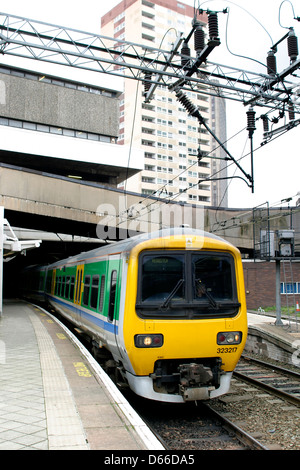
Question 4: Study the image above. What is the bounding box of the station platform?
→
[0,301,298,450]
[0,300,164,450]
[246,311,300,365]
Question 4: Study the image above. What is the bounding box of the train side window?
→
[56,277,60,296]
[90,276,99,309]
[98,275,105,312]
[70,276,75,301]
[108,270,117,322]
[38,275,44,291]
[65,276,70,299]
[61,277,65,297]
[83,275,91,306]
[46,272,52,293]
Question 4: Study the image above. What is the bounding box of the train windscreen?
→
[136,251,240,318]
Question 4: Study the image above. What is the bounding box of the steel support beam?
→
[0,12,299,112]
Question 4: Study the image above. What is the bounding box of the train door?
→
[106,259,121,356]
[74,264,84,323]
[51,269,56,296]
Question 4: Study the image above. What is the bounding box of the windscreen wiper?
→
[160,279,184,309]
[196,279,218,309]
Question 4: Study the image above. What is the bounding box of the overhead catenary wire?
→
[123,110,300,230]
[102,82,299,231]
[97,1,300,230]
[0,6,299,240]
[110,122,280,231]
[112,75,299,227]
[135,3,299,214]
[279,0,300,29]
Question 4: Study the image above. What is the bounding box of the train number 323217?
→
[217,347,238,353]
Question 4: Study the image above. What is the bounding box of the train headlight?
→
[217,331,242,345]
[134,334,164,348]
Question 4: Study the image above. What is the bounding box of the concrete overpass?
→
[1,162,299,258]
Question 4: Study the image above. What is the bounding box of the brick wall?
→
[242,260,300,310]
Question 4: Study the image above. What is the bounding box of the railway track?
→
[46,305,267,450]
[41,305,300,450]
[131,396,268,450]
[208,356,300,450]
[234,355,300,407]
[137,356,300,450]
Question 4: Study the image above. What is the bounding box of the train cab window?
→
[83,275,91,306]
[90,276,99,309]
[192,254,234,301]
[70,276,75,301]
[140,254,184,303]
[99,275,105,312]
[136,251,239,318]
[108,270,117,322]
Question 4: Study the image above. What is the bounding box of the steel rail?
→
[242,354,300,380]
[233,369,300,408]
[204,403,269,450]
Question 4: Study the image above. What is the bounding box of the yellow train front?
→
[119,229,247,403]
[22,228,247,403]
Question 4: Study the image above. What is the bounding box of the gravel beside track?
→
[132,354,300,450]
[134,400,250,450]
[209,376,300,450]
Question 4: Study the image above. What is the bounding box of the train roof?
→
[45,228,234,270]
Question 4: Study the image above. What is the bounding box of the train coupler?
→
[178,363,215,401]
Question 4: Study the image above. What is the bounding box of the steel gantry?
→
[0,10,300,192]
[0,11,299,110]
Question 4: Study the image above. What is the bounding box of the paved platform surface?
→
[246,311,299,365]
[0,300,163,450]
[247,311,300,345]
[1,301,298,450]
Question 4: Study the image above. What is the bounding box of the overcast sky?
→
[2,0,300,209]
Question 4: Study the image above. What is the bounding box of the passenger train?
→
[21,228,248,403]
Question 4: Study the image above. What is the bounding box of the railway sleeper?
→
[151,358,223,400]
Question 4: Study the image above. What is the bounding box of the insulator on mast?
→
[288,103,295,121]
[181,41,191,67]
[174,88,198,116]
[194,23,205,55]
[196,146,205,163]
[208,12,219,40]
[261,115,269,133]
[143,72,152,93]
[288,28,298,62]
[246,107,256,137]
[267,50,277,76]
